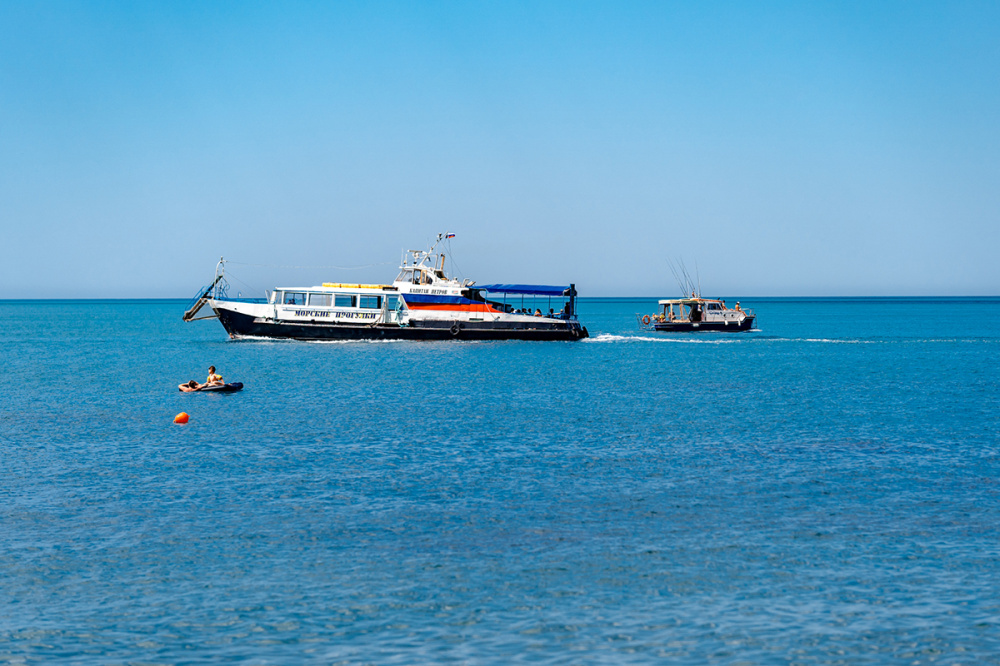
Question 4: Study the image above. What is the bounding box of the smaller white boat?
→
[637,295,755,332]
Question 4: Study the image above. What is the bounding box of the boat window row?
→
[273,291,399,310]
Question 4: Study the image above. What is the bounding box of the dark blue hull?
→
[652,317,756,333]
[217,309,588,341]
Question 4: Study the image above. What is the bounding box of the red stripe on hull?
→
[405,303,502,313]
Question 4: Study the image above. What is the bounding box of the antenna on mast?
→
[679,259,694,296]
[668,260,687,296]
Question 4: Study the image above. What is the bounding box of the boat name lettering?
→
[331,311,377,320]
[289,310,377,320]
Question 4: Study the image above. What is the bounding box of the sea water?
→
[1,298,998,663]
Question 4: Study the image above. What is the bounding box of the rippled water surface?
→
[2,298,999,663]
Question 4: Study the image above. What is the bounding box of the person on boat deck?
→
[206,366,223,386]
[735,302,743,312]
[534,308,542,317]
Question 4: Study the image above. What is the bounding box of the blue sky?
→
[1,1,998,297]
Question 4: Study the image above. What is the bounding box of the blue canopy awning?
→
[476,284,572,296]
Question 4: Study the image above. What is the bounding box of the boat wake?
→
[584,333,741,344]
[232,335,408,345]
[305,338,408,345]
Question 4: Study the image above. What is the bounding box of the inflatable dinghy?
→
[178,382,244,393]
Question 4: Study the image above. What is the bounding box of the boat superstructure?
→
[638,295,755,332]
[184,235,589,341]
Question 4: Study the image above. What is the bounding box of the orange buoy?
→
[173,412,189,424]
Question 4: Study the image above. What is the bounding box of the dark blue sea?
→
[2,297,999,664]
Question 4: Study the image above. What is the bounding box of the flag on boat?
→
[445,233,456,239]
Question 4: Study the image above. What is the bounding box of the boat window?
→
[308,293,332,307]
[359,295,381,309]
[272,291,282,304]
[335,294,356,308]
[386,295,400,310]
[707,303,720,311]
[396,269,413,283]
[283,292,306,305]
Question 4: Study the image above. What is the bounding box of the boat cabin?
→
[657,298,728,323]
[268,284,405,325]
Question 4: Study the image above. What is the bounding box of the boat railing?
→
[635,313,656,329]
[217,296,268,304]
[185,283,214,311]
[182,274,226,322]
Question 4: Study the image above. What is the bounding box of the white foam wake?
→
[583,333,741,344]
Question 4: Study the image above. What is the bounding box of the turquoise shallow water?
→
[1,297,999,663]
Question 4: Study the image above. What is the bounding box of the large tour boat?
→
[183,234,589,341]
[637,294,756,332]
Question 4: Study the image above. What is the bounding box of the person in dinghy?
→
[179,366,242,392]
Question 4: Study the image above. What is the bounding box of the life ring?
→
[641,315,651,326]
